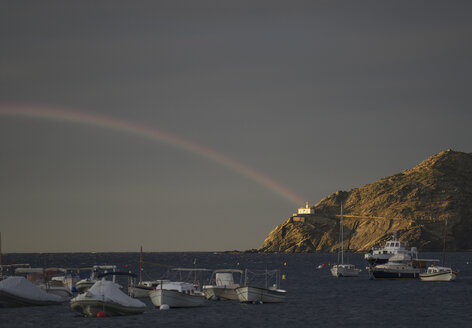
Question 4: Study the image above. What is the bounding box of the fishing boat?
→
[0,276,62,307]
[149,268,210,308]
[71,280,146,317]
[203,269,243,300]
[235,269,286,303]
[420,220,458,282]
[331,204,361,277]
[128,246,170,298]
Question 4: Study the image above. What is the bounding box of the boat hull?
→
[203,286,238,300]
[420,271,458,282]
[70,299,145,317]
[235,286,286,303]
[330,265,361,277]
[149,289,206,308]
[0,290,61,308]
[370,269,420,280]
[129,284,154,298]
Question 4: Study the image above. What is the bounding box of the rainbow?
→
[0,104,305,205]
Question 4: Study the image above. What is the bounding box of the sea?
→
[1,251,471,328]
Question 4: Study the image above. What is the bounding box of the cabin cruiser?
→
[203,269,243,300]
[364,232,418,267]
[368,253,421,280]
[0,276,62,307]
[420,265,458,282]
[71,280,146,317]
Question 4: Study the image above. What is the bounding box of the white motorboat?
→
[203,270,242,301]
[71,280,146,317]
[331,203,361,277]
[364,232,418,267]
[369,253,421,280]
[420,266,458,282]
[330,264,362,278]
[203,269,243,300]
[0,276,62,307]
[75,265,118,293]
[149,281,206,308]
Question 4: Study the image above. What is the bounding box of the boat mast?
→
[139,246,143,284]
[442,219,448,266]
[341,203,344,265]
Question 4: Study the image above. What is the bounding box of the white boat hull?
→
[75,279,95,293]
[420,271,457,282]
[129,285,153,298]
[0,289,62,307]
[149,289,206,308]
[235,286,286,303]
[70,299,145,317]
[330,265,361,277]
[203,286,238,300]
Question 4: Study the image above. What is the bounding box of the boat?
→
[369,253,421,280]
[0,276,62,307]
[420,220,458,282]
[71,280,146,317]
[128,246,171,298]
[364,231,418,267]
[14,267,73,300]
[235,269,286,303]
[330,203,361,277]
[75,265,118,293]
[203,269,243,300]
[149,268,210,308]
[149,281,207,308]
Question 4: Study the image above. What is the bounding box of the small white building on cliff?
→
[298,202,315,215]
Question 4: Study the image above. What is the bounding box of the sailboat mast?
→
[442,220,448,266]
[139,246,143,284]
[341,203,344,265]
[0,231,2,269]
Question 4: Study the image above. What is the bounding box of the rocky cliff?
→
[259,150,472,252]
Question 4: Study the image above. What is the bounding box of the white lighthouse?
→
[298,201,315,215]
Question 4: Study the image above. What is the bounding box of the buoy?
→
[97,311,106,318]
[160,304,170,310]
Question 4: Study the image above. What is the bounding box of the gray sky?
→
[1,0,471,252]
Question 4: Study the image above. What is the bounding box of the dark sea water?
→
[1,252,472,328]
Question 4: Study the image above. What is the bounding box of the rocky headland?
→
[259,150,472,253]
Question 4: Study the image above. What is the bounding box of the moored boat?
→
[70,280,146,317]
[203,269,243,300]
[420,266,458,282]
[0,276,62,307]
[149,281,206,308]
[364,232,418,267]
[369,253,421,280]
[235,286,286,303]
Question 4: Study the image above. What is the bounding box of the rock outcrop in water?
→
[259,150,472,253]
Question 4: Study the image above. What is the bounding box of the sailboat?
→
[330,203,361,277]
[128,246,169,298]
[420,220,458,282]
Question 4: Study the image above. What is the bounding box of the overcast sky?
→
[1,0,471,252]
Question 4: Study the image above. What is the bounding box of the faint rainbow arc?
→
[0,105,305,205]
